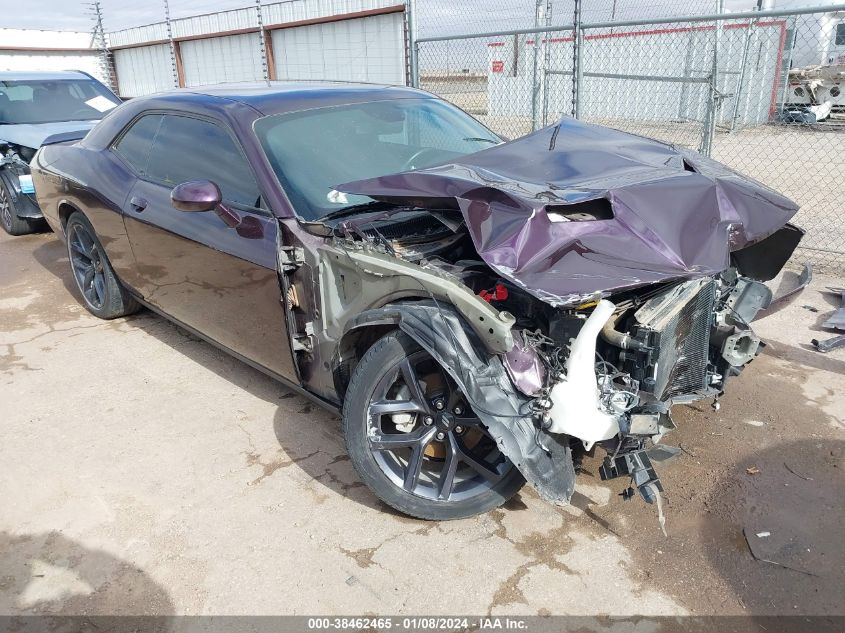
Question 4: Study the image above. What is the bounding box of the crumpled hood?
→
[338,118,799,306]
[0,120,97,150]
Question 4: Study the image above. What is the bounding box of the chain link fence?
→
[413,4,845,271]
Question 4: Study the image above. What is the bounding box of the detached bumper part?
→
[599,450,664,503]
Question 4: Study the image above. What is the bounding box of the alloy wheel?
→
[367,350,512,502]
[68,222,107,310]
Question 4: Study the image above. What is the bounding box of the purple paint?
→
[339,118,800,306]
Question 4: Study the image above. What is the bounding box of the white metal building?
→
[107,0,407,98]
[0,29,107,82]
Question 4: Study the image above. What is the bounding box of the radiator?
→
[632,278,716,400]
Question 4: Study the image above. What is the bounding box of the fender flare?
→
[341,300,576,504]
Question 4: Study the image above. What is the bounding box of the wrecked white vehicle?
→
[0,70,120,235]
[32,85,802,520]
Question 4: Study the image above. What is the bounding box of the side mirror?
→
[171,180,221,212]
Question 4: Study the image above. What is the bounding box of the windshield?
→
[0,79,120,125]
[254,98,501,221]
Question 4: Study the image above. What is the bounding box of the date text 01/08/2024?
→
[306,617,528,630]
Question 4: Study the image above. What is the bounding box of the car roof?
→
[148,81,435,116]
[0,70,93,81]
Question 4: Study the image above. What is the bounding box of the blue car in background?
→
[0,70,121,235]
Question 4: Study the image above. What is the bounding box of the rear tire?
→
[343,331,525,520]
[0,178,38,236]
[65,212,140,319]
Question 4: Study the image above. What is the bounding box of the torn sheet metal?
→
[339,118,800,307]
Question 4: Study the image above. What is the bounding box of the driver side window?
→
[146,115,261,209]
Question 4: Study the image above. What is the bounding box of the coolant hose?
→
[600,309,646,350]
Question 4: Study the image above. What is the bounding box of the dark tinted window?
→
[113,114,163,175]
[837,23,845,46]
[146,115,260,208]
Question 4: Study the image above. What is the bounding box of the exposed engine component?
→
[546,300,621,444]
[502,330,546,397]
[527,272,773,514]
[710,272,771,381]
[614,278,717,401]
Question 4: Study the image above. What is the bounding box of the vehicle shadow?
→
[30,237,79,301]
[698,438,845,616]
[0,530,173,621]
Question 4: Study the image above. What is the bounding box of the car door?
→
[119,112,296,380]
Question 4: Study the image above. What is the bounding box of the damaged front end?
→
[0,142,41,220]
[287,118,803,513]
[524,270,777,507]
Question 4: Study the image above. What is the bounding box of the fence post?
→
[162,0,180,89]
[572,0,583,118]
[701,0,724,156]
[530,0,543,131]
[255,0,270,83]
[731,5,759,131]
[89,1,115,93]
[406,0,419,87]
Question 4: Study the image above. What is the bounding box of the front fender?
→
[0,165,41,219]
[342,300,576,504]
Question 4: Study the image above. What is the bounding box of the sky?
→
[0,0,822,34]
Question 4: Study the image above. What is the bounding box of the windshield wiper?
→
[463,137,500,144]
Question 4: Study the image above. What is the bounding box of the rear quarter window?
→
[112,114,163,176]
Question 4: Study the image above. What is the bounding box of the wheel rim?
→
[68,222,106,310]
[367,350,513,502]
[0,185,12,229]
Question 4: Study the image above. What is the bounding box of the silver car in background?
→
[0,70,121,235]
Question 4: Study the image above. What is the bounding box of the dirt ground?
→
[0,228,843,617]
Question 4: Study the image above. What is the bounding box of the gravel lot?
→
[1,228,843,617]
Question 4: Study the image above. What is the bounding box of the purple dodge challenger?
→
[31,82,802,520]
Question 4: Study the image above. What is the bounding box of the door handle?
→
[129,196,148,212]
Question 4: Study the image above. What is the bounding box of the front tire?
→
[65,212,140,319]
[343,331,525,520]
[0,178,38,236]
